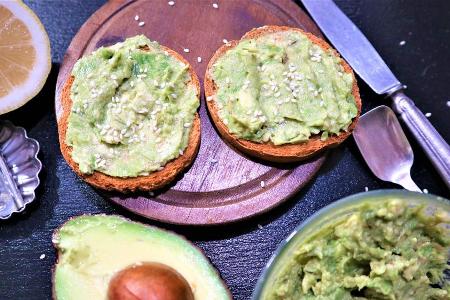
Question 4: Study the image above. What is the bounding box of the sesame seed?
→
[260,180,265,188]
[447,101,450,107]
[425,112,432,117]
[223,39,228,44]
[364,186,369,192]
[138,21,145,27]
[183,123,190,128]
[213,3,219,8]
[206,96,213,101]
[257,224,263,229]
[171,93,177,99]
[423,188,429,194]
[399,40,406,46]
[197,56,202,63]
[134,15,139,21]
[168,1,175,6]
[183,48,190,53]
[39,254,45,260]
[179,150,184,155]
[111,74,117,80]
[149,191,155,196]
[225,77,231,84]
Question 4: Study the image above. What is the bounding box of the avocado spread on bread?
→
[211,30,357,145]
[66,35,198,177]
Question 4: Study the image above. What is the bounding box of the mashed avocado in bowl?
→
[253,190,450,300]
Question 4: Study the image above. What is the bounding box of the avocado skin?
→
[52,215,231,300]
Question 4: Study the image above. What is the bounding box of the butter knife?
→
[302,0,450,189]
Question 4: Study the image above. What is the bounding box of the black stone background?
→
[0,0,449,299]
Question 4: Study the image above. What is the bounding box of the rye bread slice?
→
[204,26,362,163]
[58,45,201,192]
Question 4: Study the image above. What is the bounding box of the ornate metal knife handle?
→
[391,91,450,189]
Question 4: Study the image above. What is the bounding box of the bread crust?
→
[58,45,201,192]
[204,26,362,163]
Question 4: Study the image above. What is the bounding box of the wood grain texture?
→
[55,0,326,225]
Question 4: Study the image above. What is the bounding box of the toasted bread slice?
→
[58,45,201,192]
[204,26,362,163]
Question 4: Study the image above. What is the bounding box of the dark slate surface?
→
[1,1,449,299]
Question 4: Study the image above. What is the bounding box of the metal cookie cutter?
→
[0,121,42,219]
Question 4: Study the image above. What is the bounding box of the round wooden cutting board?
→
[55,0,326,225]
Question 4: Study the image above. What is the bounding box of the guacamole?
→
[269,200,450,299]
[211,29,357,145]
[66,35,198,177]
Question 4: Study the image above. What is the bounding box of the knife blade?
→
[302,0,401,94]
[302,0,450,189]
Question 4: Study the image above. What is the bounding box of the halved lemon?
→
[0,1,51,114]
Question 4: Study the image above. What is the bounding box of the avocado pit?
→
[107,262,194,300]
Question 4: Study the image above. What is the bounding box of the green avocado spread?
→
[269,200,450,300]
[211,29,358,145]
[66,35,198,177]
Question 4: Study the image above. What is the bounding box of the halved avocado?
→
[52,215,231,300]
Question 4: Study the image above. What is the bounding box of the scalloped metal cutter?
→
[0,121,42,219]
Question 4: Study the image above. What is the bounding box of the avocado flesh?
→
[53,215,230,300]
